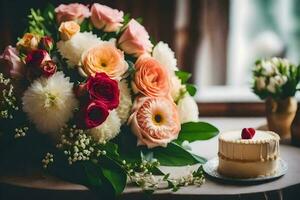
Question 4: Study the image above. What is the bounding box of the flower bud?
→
[41,60,57,77]
[39,36,54,51]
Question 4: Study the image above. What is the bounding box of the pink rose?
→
[118,19,153,57]
[91,3,124,32]
[0,46,25,79]
[129,97,180,148]
[55,3,90,24]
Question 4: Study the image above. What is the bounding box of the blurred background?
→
[1,0,300,115]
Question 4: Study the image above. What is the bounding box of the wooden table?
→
[1,118,300,200]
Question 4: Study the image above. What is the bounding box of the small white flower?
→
[152,41,178,73]
[22,72,78,135]
[116,80,133,124]
[255,77,266,91]
[57,32,102,66]
[90,110,121,144]
[177,93,199,123]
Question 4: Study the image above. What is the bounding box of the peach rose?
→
[59,21,80,41]
[17,33,40,52]
[0,46,25,79]
[118,19,153,57]
[55,3,90,24]
[81,43,128,79]
[91,3,124,32]
[133,56,170,97]
[129,97,180,148]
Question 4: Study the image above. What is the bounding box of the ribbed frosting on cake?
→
[219,130,280,162]
[218,130,280,178]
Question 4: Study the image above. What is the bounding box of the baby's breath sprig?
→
[0,73,19,119]
[56,124,105,165]
[14,126,29,139]
[122,158,160,191]
[42,153,54,168]
[123,157,205,192]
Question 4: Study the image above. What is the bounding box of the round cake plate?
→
[203,157,288,183]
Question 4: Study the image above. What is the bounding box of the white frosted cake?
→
[218,129,280,178]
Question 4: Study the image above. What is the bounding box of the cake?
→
[218,128,280,178]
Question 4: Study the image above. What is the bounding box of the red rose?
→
[25,49,51,68]
[41,60,57,77]
[86,72,120,110]
[79,100,109,129]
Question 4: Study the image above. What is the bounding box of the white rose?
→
[262,61,275,76]
[274,75,287,86]
[152,41,178,73]
[177,93,199,123]
[255,77,266,90]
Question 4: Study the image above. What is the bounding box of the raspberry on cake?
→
[218,129,280,178]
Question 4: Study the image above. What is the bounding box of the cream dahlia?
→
[152,41,178,73]
[129,97,180,148]
[22,72,78,135]
[116,80,132,124]
[57,32,102,66]
[90,110,121,144]
[177,93,199,123]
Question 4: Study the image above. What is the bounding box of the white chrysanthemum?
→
[116,80,133,124]
[152,41,178,72]
[57,32,102,66]
[22,72,78,135]
[90,110,121,144]
[177,93,199,123]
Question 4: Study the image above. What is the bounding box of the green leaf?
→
[83,162,104,187]
[186,84,197,96]
[175,70,191,84]
[191,153,207,164]
[175,122,219,143]
[152,142,199,166]
[100,157,127,195]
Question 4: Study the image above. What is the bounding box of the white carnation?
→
[116,80,133,124]
[177,93,199,123]
[90,110,121,144]
[57,32,102,66]
[152,41,178,72]
[22,72,78,135]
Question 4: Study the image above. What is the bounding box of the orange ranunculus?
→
[58,21,80,41]
[133,56,170,97]
[129,96,180,148]
[81,43,128,79]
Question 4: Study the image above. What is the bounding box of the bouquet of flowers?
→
[0,3,218,198]
[252,57,300,100]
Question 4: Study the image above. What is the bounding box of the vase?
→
[291,108,300,146]
[265,97,297,140]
